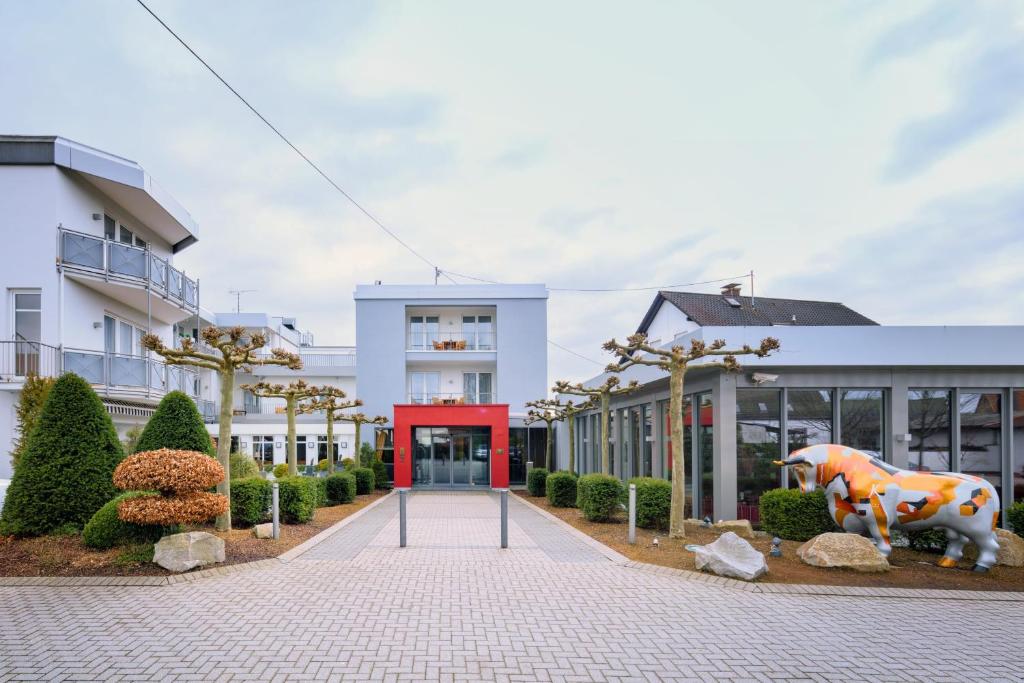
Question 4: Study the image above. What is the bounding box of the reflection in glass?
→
[1013,391,1023,502]
[736,388,781,522]
[908,390,952,471]
[959,392,1002,500]
[840,389,885,458]
[697,394,714,519]
[509,428,527,484]
[787,389,832,486]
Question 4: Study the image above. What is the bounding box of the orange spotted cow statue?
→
[775,444,1001,572]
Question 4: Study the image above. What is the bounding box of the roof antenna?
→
[749,270,755,309]
[434,266,441,285]
[228,289,257,313]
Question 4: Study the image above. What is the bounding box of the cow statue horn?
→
[773,456,806,467]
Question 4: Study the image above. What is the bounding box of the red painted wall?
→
[392,404,510,489]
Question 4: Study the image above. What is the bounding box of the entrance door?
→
[452,431,471,485]
[412,427,491,487]
[432,430,452,485]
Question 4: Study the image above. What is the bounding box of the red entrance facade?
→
[393,403,509,489]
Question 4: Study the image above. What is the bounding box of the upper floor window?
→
[463,372,493,404]
[409,316,439,350]
[409,371,440,403]
[462,315,494,350]
[104,213,147,248]
[103,314,146,357]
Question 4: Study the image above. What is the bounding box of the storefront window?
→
[641,405,653,477]
[697,394,714,519]
[736,388,781,522]
[908,390,952,471]
[527,426,547,471]
[786,389,832,486]
[959,392,1002,500]
[1013,390,1023,502]
[840,389,885,458]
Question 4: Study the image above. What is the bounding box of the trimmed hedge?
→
[353,467,375,495]
[546,472,577,507]
[629,477,672,529]
[272,463,289,479]
[759,488,838,541]
[0,373,123,536]
[325,472,357,504]
[527,467,549,497]
[82,491,163,549]
[576,473,622,522]
[230,452,261,480]
[277,477,318,523]
[134,391,213,455]
[230,477,272,526]
[1008,501,1024,539]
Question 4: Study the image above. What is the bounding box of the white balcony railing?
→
[407,391,494,405]
[406,331,496,352]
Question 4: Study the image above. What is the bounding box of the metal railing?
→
[0,340,62,379]
[407,392,494,405]
[252,351,356,367]
[62,347,199,398]
[58,227,198,311]
[407,331,496,351]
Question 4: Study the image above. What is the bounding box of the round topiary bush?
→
[527,467,549,497]
[352,467,375,495]
[546,472,577,507]
[0,373,124,536]
[230,477,272,526]
[1008,501,1024,539]
[133,391,213,455]
[325,472,357,504]
[272,463,289,479]
[113,449,228,526]
[82,491,164,549]
[577,473,622,522]
[758,488,838,541]
[629,477,672,529]
[229,452,261,480]
[277,476,318,523]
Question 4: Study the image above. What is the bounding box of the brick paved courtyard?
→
[2,491,1023,681]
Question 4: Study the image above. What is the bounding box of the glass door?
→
[470,429,491,485]
[432,430,452,485]
[452,431,471,485]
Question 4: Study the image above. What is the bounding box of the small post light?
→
[770,537,782,558]
[652,537,660,549]
[702,515,712,528]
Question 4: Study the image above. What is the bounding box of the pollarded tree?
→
[0,373,123,536]
[603,333,780,538]
[527,397,595,475]
[142,326,301,531]
[338,412,389,466]
[553,376,639,475]
[297,386,362,474]
[134,390,214,455]
[524,402,567,471]
[242,380,320,477]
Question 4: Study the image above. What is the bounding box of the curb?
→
[511,493,1024,603]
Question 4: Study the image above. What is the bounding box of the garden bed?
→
[517,492,1024,592]
[0,490,388,577]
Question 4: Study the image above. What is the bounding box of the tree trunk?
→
[669,365,687,538]
[326,412,335,474]
[567,412,576,475]
[545,423,553,471]
[600,392,610,474]
[287,398,297,476]
[215,366,234,531]
[354,420,361,466]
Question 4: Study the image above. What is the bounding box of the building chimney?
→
[721,283,742,297]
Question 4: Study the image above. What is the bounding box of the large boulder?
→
[153,531,225,572]
[253,523,274,539]
[798,533,889,572]
[693,531,768,581]
[995,529,1024,567]
[713,519,755,539]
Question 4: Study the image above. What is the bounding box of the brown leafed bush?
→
[113,448,224,495]
[118,491,229,526]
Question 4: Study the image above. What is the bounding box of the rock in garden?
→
[253,523,274,539]
[797,532,889,572]
[693,531,768,581]
[153,531,225,572]
[995,529,1024,567]
[713,519,755,539]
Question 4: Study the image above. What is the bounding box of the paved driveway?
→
[2,491,1022,681]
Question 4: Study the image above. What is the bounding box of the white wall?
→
[645,300,698,345]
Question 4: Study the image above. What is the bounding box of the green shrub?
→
[114,543,155,566]
[1008,501,1024,539]
[11,372,55,472]
[229,452,261,480]
[907,528,947,553]
[759,488,838,541]
[629,477,672,529]
[277,477,318,523]
[527,467,549,497]
[325,472,357,504]
[230,478,271,526]
[272,463,289,479]
[82,491,164,549]
[314,476,328,507]
[133,391,213,455]
[353,467,375,495]
[370,458,389,489]
[358,443,376,467]
[340,457,356,470]
[0,373,123,536]
[317,459,329,472]
[576,473,622,522]
[546,472,577,507]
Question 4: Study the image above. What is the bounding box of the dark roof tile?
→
[639,291,877,331]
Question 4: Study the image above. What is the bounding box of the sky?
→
[2,0,1022,387]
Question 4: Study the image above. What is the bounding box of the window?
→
[375,427,394,483]
[119,225,134,245]
[104,215,116,240]
[908,390,952,471]
[959,392,1002,500]
[462,315,494,350]
[253,436,274,466]
[736,388,782,522]
[1014,391,1023,503]
[462,372,493,403]
[409,316,439,350]
[787,389,833,452]
[12,290,42,375]
[840,389,885,459]
[104,314,146,356]
[408,371,440,403]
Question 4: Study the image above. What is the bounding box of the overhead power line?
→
[133,0,457,285]
[442,269,753,294]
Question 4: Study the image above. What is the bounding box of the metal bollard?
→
[500,489,508,549]
[526,460,533,473]
[271,481,280,540]
[628,483,636,545]
[399,489,407,548]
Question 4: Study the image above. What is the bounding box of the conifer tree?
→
[10,372,55,471]
[134,390,213,455]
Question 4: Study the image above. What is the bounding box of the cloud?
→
[491,141,546,169]
[864,1,972,67]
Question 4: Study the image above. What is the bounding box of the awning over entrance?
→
[393,403,509,489]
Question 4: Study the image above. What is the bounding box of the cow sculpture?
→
[775,444,1001,572]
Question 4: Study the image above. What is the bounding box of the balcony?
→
[407,332,495,352]
[58,227,199,323]
[407,392,495,406]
